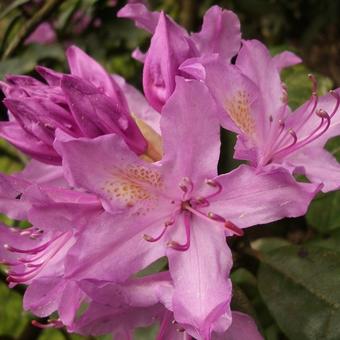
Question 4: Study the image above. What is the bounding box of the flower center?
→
[143,177,243,251]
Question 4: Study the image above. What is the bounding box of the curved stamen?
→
[185,205,243,236]
[143,216,176,243]
[3,232,65,255]
[329,90,340,118]
[179,177,193,200]
[309,73,318,96]
[294,74,319,133]
[167,213,191,251]
[202,179,223,200]
[144,225,169,243]
[6,232,72,284]
[32,319,63,329]
[192,196,210,208]
[272,110,331,160]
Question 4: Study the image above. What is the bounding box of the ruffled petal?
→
[209,165,320,229]
[191,5,241,60]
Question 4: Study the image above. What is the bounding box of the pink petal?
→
[117,3,160,33]
[160,77,220,192]
[209,165,320,229]
[191,5,241,60]
[167,220,232,339]
[143,12,190,112]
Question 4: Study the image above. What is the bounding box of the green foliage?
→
[258,245,340,340]
[0,281,29,337]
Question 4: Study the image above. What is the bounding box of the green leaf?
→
[306,191,340,233]
[231,283,257,317]
[325,136,340,163]
[0,44,64,79]
[0,281,29,337]
[0,0,31,20]
[0,140,24,174]
[251,237,291,253]
[136,257,167,278]
[258,245,340,340]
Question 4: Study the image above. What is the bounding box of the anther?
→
[316,108,329,119]
[166,240,190,251]
[179,177,193,193]
[32,319,63,329]
[288,129,298,144]
[308,74,317,95]
[224,221,244,236]
[205,179,218,187]
[207,212,226,223]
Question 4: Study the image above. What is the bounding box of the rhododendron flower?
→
[55,78,319,338]
[118,4,241,112]
[0,46,148,164]
[72,272,263,340]
[0,185,102,326]
[182,40,340,192]
[25,22,57,45]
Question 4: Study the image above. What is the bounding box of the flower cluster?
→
[0,2,339,340]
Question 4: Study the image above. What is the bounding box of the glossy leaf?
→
[258,245,340,340]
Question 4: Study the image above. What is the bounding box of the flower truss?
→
[0,2,339,340]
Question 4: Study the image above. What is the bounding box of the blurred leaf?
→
[0,0,31,20]
[251,237,291,253]
[0,43,64,79]
[326,136,340,162]
[38,329,64,340]
[306,191,340,233]
[0,14,22,55]
[0,281,29,337]
[307,230,340,251]
[258,245,340,340]
[231,283,257,317]
[0,140,24,173]
[135,324,159,339]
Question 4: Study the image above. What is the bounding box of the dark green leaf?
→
[0,0,31,20]
[0,281,29,337]
[306,191,340,233]
[258,245,340,340]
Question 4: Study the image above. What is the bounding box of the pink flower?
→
[71,272,263,340]
[0,46,148,164]
[182,39,340,192]
[0,183,102,326]
[118,4,241,112]
[25,22,57,45]
[54,77,319,337]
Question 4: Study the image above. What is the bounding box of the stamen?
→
[288,129,298,145]
[179,177,193,200]
[193,196,210,207]
[143,217,176,243]
[167,213,191,251]
[32,319,63,329]
[143,225,168,243]
[203,179,223,200]
[185,204,243,236]
[224,220,244,236]
[329,90,340,118]
[308,73,317,96]
[207,212,225,223]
